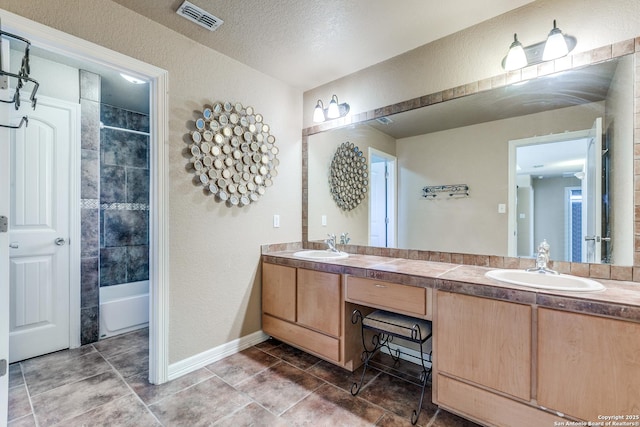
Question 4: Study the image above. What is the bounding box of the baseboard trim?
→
[168,330,270,381]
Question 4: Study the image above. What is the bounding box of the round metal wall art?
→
[187,101,279,206]
[329,141,368,211]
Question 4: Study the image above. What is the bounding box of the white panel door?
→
[582,117,602,263]
[9,97,72,363]
[0,45,12,425]
[369,160,386,247]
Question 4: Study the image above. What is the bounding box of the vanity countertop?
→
[262,250,640,322]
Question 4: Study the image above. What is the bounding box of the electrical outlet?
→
[321,215,327,226]
[498,204,506,214]
[273,214,280,228]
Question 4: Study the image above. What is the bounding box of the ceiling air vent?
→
[176,1,223,31]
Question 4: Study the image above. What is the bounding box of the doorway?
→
[369,148,397,247]
[508,118,603,262]
[0,12,169,387]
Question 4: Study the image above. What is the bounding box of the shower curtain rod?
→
[100,122,150,136]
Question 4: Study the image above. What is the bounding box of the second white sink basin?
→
[293,250,349,260]
[485,269,604,292]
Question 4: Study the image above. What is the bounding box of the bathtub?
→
[99,280,149,339]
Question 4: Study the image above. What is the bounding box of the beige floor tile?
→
[212,402,289,427]
[93,328,149,358]
[60,394,160,427]
[236,361,324,415]
[22,351,111,396]
[206,346,279,386]
[149,375,250,426]
[126,367,214,405]
[31,371,130,427]
[9,364,24,389]
[281,383,385,426]
[263,343,322,370]
[307,359,379,393]
[8,384,31,422]
[8,414,36,427]
[357,372,438,422]
[106,345,149,378]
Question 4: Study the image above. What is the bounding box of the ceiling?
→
[111,0,535,91]
[366,59,618,139]
[20,1,536,115]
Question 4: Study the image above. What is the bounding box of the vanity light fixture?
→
[502,19,576,71]
[313,95,350,122]
[504,34,527,71]
[313,100,326,123]
[542,20,569,61]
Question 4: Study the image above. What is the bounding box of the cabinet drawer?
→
[437,375,564,427]
[346,276,426,317]
[263,314,340,362]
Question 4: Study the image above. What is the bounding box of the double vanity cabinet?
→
[262,253,640,426]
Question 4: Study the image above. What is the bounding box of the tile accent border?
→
[302,37,640,283]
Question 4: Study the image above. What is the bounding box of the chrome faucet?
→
[325,234,339,253]
[527,239,558,274]
[339,232,350,245]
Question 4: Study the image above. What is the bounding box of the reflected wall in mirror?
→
[307,54,634,265]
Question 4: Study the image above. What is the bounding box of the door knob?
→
[55,237,66,246]
[9,242,19,248]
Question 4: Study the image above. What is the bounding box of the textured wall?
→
[308,125,396,245]
[0,0,302,364]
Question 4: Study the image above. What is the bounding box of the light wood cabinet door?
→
[297,269,341,337]
[262,263,296,322]
[538,308,640,421]
[436,291,532,401]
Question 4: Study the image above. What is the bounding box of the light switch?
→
[273,214,280,228]
[321,215,327,226]
[498,204,506,214]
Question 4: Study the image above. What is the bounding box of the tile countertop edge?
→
[261,251,640,322]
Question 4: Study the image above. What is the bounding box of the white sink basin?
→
[485,269,604,292]
[293,250,349,260]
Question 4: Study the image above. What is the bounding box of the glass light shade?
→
[120,73,146,84]
[327,95,340,119]
[542,20,568,61]
[313,100,325,123]
[504,34,527,71]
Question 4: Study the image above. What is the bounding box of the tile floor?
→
[7,329,480,426]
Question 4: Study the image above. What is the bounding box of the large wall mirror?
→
[304,46,636,267]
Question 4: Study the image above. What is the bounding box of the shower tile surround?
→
[80,70,150,345]
[80,70,101,345]
[301,38,640,282]
[99,106,150,286]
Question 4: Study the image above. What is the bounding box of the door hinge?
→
[0,359,7,377]
[0,215,7,233]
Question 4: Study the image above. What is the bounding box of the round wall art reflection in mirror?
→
[187,101,279,206]
[329,141,368,211]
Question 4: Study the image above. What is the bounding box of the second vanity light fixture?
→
[503,19,576,71]
[313,95,350,123]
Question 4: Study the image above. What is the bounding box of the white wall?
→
[308,125,395,244]
[0,0,302,364]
